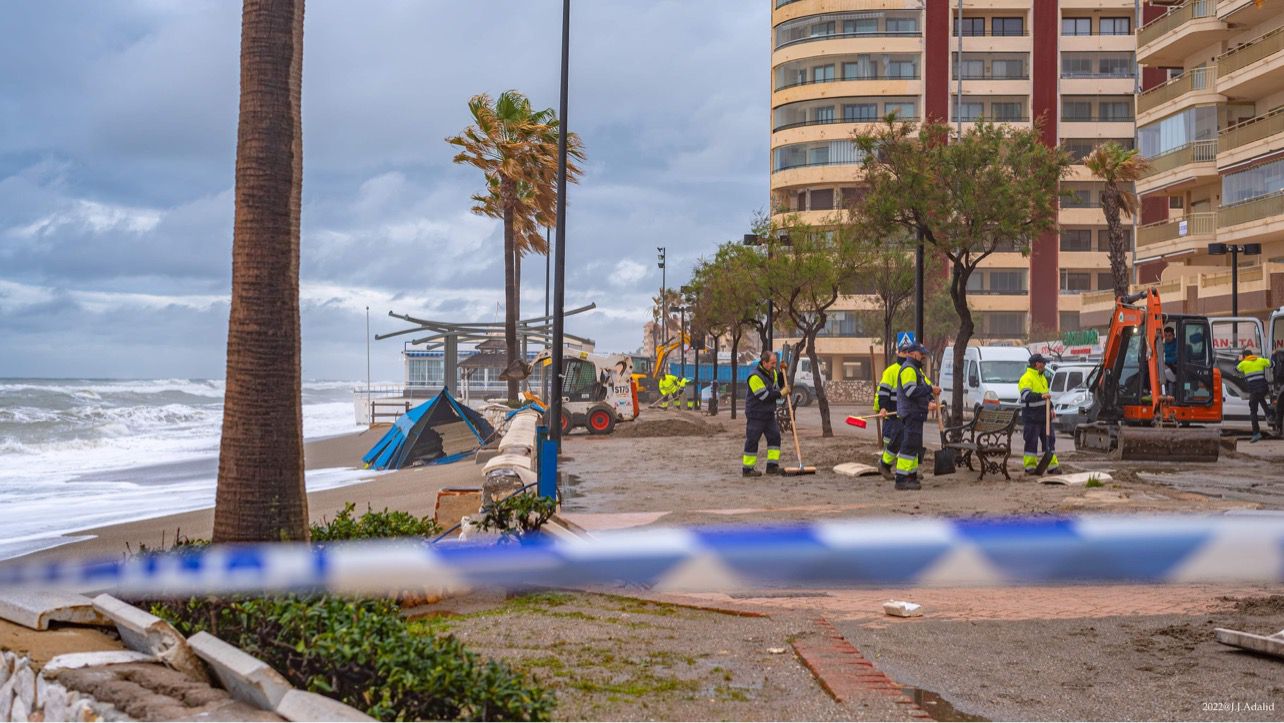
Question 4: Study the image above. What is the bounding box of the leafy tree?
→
[689,243,771,420]
[853,119,1069,430]
[214,0,309,543]
[1084,142,1148,298]
[754,214,864,438]
[448,91,584,403]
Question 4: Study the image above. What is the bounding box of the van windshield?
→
[980,361,1026,383]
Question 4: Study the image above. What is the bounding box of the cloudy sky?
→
[0,0,769,380]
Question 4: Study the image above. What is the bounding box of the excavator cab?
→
[1076,289,1221,461]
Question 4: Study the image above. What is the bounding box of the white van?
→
[938,346,1032,413]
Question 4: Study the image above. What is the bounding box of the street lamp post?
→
[1208,242,1262,347]
[677,304,689,380]
[657,246,667,347]
[548,0,571,470]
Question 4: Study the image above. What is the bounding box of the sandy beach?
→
[18,426,481,562]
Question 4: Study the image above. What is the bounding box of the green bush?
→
[478,493,556,539]
[157,595,553,721]
[310,502,441,542]
[148,502,549,720]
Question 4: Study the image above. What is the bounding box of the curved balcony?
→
[1136,140,1218,195]
[1137,0,1230,67]
[1217,26,1284,100]
[772,35,923,66]
[772,77,923,106]
[774,11,922,52]
[1218,105,1284,169]
[771,163,867,191]
[1217,191,1284,245]
[1136,66,1219,123]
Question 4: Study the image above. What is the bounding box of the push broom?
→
[782,388,816,476]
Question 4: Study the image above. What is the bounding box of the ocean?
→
[0,378,372,561]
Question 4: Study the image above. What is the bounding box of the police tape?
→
[2,515,1281,596]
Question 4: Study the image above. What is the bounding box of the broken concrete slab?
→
[1042,471,1114,486]
[188,631,293,711]
[0,590,109,631]
[92,594,209,684]
[882,600,924,617]
[483,453,535,473]
[274,689,374,722]
[43,651,158,673]
[434,487,483,531]
[1215,626,1284,659]
[833,463,879,477]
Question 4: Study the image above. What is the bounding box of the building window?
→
[957,101,984,121]
[1061,17,1091,35]
[992,17,1024,36]
[884,101,916,119]
[1222,156,1284,205]
[810,20,837,37]
[1169,195,1184,209]
[1063,189,1093,208]
[985,312,1026,337]
[956,58,985,79]
[1097,273,1116,291]
[955,17,985,36]
[844,103,878,122]
[1100,101,1133,121]
[1137,105,1218,158]
[1061,270,1092,292]
[814,106,835,123]
[887,59,918,78]
[990,270,1027,293]
[993,58,1026,79]
[1059,312,1082,332]
[1098,56,1134,78]
[813,64,835,82]
[1062,101,1091,121]
[1060,229,1093,251]
[817,311,864,337]
[885,17,919,33]
[842,360,871,381]
[991,102,1024,121]
[844,58,874,80]
[810,188,835,211]
[845,17,878,35]
[1100,17,1131,35]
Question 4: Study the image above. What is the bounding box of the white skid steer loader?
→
[523,349,639,436]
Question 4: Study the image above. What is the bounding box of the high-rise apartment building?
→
[1078,0,1284,336]
[770,0,1136,381]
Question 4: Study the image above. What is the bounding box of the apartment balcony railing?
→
[776,29,922,50]
[1137,66,1214,115]
[1062,113,1136,122]
[1140,139,1217,177]
[1137,212,1216,247]
[953,31,1031,38]
[775,72,921,92]
[1139,0,1217,48]
[956,115,1031,123]
[1217,190,1284,227]
[1060,70,1136,79]
[773,115,919,132]
[1218,25,1284,77]
[1220,105,1284,152]
[953,71,1030,80]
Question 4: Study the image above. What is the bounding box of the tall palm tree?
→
[1084,142,1149,298]
[213,0,309,543]
[448,91,584,403]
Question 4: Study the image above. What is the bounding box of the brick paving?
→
[792,617,934,720]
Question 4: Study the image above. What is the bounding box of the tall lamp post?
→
[657,246,667,347]
[1208,242,1261,347]
[676,304,690,380]
[547,0,571,500]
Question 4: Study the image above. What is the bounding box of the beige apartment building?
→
[770,0,1137,381]
[1078,0,1284,335]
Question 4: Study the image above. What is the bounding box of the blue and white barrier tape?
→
[2,515,1281,596]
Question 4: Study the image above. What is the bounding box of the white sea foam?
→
[0,379,371,561]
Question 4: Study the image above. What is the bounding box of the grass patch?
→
[1085,476,1105,488]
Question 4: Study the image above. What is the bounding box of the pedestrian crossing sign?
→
[896,331,916,349]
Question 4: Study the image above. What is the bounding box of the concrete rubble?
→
[91,595,208,685]
[0,592,108,632]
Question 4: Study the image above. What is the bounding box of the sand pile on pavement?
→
[615,414,724,438]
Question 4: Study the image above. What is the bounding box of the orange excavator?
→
[1074,288,1223,461]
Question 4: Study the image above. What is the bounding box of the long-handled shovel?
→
[1034,397,1056,474]
[782,388,816,476]
[933,406,957,476]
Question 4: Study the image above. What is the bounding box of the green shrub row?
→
[157,595,553,721]
[310,502,442,542]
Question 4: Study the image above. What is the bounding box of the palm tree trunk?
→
[504,205,519,404]
[1102,184,1130,297]
[214,0,308,543]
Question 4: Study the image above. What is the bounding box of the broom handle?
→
[1045,392,1052,449]
[785,383,804,468]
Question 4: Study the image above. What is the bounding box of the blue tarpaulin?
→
[362,388,494,470]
